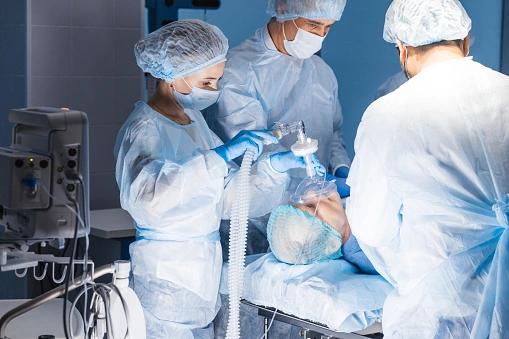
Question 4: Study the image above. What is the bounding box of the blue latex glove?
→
[342,233,378,275]
[270,152,325,175]
[326,173,351,198]
[213,130,279,163]
[334,166,350,179]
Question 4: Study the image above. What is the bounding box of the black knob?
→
[40,160,48,168]
[15,159,24,168]
[68,148,77,157]
[67,160,76,168]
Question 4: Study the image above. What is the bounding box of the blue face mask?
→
[173,78,221,111]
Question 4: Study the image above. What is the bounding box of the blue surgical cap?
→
[267,204,343,265]
[266,0,347,21]
[383,0,471,47]
[134,19,228,82]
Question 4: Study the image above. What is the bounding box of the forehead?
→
[188,62,225,80]
[296,17,335,26]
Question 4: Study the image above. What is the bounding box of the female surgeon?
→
[114,19,315,338]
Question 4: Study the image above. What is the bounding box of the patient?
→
[267,192,377,274]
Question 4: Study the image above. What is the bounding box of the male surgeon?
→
[206,0,351,255]
[347,0,509,337]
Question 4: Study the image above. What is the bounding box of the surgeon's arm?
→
[329,80,351,173]
[346,105,401,248]
[116,125,228,229]
[211,65,271,143]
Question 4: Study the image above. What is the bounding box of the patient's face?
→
[293,192,350,244]
[267,192,348,265]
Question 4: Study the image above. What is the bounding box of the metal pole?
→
[0,264,113,337]
[263,317,270,339]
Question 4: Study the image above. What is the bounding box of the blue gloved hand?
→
[326,173,351,198]
[334,166,350,179]
[270,152,325,175]
[213,130,279,163]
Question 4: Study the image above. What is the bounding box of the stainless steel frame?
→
[241,300,384,339]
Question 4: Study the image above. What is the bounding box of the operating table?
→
[217,253,393,338]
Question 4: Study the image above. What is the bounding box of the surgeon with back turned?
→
[114,19,318,338]
[206,0,352,256]
[346,1,509,337]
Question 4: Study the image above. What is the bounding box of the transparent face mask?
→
[289,174,337,205]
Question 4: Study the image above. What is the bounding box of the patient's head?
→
[267,192,350,265]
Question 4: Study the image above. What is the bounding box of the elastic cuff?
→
[261,153,287,175]
[332,164,350,176]
[212,145,229,163]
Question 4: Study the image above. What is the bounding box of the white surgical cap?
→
[134,19,228,82]
[266,0,347,21]
[267,204,343,265]
[383,0,471,47]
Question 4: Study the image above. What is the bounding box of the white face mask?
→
[173,78,221,111]
[282,20,325,59]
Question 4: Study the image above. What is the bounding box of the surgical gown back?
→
[347,57,509,338]
[114,102,289,338]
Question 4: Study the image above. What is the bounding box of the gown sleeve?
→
[346,103,402,248]
[116,119,228,230]
[329,77,351,171]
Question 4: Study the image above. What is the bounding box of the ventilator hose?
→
[225,149,254,339]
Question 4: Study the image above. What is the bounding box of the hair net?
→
[134,19,228,82]
[383,0,471,47]
[266,0,347,21]
[267,204,343,265]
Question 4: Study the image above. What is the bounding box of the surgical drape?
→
[347,58,509,338]
[114,102,289,338]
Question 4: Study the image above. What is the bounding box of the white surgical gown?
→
[205,26,350,252]
[114,102,290,338]
[347,57,509,338]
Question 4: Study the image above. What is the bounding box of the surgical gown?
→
[205,26,350,252]
[347,57,509,338]
[114,102,290,338]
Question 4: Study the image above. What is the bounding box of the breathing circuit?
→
[267,120,319,178]
[270,121,336,205]
[226,120,335,338]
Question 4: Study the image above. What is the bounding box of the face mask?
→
[173,78,221,111]
[282,20,325,59]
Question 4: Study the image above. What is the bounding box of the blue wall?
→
[180,0,503,160]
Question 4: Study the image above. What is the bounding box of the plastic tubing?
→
[226,149,254,339]
[304,154,316,178]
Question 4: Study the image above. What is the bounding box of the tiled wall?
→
[0,0,26,147]
[0,0,144,298]
[26,0,144,209]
